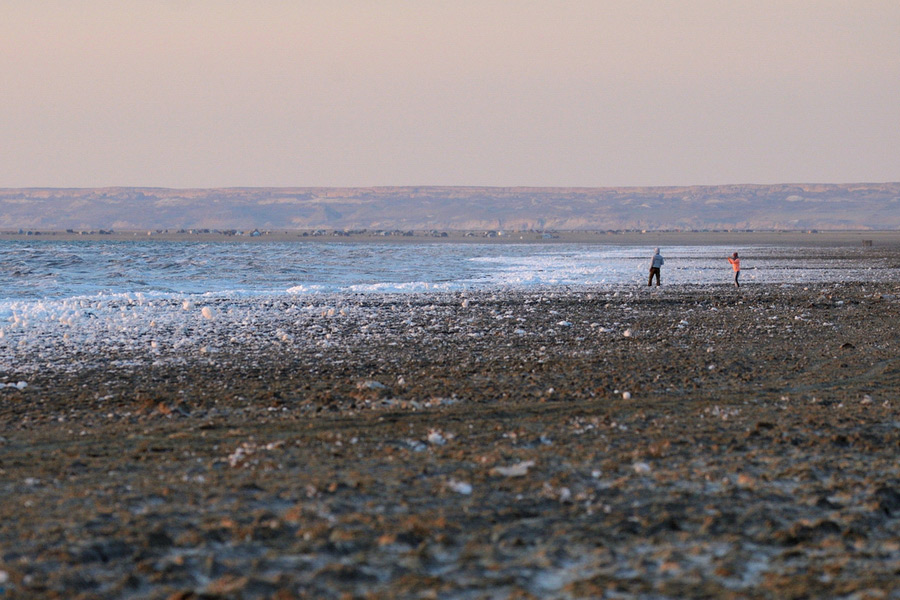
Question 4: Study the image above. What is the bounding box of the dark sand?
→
[2,280,900,598]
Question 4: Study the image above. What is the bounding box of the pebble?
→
[426,430,448,445]
[447,479,473,495]
[632,462,652,474]
[491,460,536,477]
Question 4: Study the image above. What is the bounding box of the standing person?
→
[727,252,741,287]
[648,248,664,286]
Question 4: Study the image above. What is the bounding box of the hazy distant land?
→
[2,183,898,233]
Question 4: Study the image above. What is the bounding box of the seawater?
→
[0,240,894,373]
[0,240,890,302]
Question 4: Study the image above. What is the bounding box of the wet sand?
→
[2,281,900,598]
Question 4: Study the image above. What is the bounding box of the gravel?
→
[2,281,900,598]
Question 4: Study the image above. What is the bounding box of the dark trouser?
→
[648,267,660,286]
[734,271,740,287]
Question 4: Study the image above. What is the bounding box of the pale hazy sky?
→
[2,1,899,188]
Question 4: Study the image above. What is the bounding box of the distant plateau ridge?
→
[1,183,898,232]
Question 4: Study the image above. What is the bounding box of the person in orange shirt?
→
[727,252,741,287]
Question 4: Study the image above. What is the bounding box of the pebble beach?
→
[2,275,900,598]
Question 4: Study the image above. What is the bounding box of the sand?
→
[2,280,900,598]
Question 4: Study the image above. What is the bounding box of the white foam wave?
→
[0,242,895,376]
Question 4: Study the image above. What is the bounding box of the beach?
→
[2,278,900,598]
[6,0,900,595]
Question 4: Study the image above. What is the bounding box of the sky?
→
[2,1,899,189]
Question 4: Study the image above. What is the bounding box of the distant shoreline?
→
[2,228,899,247]
[5,183,899,232]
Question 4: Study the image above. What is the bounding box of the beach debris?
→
[447,479,473,495]
[201,306,215,320]
[490,460,535,477]
[0,381,27,390]
[704,405,741,420]
[227,443,254,468]
[358,380,388,391]
[403,439,427,452]
[632,462,652,474]
[226,440,284,468]
[426,429,451,446]
[623,329,633,338]
[355,380,390,401]
[622,391,632,400]
[541,482,573,503]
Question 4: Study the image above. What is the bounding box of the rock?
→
[632,462,652,474]
[447,479,473,495]
[490,460,535,477]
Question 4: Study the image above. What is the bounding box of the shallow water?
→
[0,240,895,374]
[0,240,891,302]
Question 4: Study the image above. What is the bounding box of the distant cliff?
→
[1,183,898,231]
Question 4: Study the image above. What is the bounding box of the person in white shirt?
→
[648,248,664,286]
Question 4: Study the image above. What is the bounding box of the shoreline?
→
[2,228,900,247]
[2,282,900,597]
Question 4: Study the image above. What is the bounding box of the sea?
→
[0,239,890,301]
[0,239,893,375]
